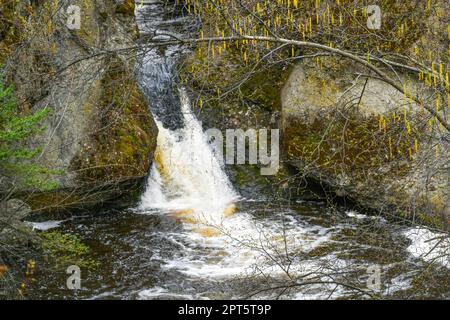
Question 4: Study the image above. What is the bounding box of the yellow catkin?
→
[388,137,393,158]
[406,121,411,135]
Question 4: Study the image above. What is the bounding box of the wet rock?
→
[281,58,449,227]
[0,199,34,247]
[0,199,31,221]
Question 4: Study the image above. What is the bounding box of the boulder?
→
[0,199,33,248]
[281,57,449,227]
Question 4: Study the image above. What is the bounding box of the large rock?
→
[0,199,33,248]
[1,0,157,212]
[281,57,449,227]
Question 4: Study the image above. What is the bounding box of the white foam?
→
[138,287,208,300]
[403,227,450,268]
[148,210,340,280]
[140,89,237,217]
[27,220,63,231]
[345,210,368,220]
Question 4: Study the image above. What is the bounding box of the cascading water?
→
[139,89,238,222]
[136,1,237,226]
[134,1,277,281]
[134,1,340,287]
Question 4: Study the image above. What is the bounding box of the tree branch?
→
[142,34,449,132]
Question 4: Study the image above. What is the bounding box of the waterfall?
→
[134,2,344,293]
[134,2,275,280]
[139,89,238,219]
[133,1,384,295]
[136,2,237,223]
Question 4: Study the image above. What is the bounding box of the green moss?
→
[181,43,291,115]
[415,212,446,230]
[115,0,135,15]
[75,0,99,46]
[241,65,291,111]
[284,110,417,178]
[40,231,99,270]
[0,0,27,63]
[24,190,83,213]
[70,56,157,183]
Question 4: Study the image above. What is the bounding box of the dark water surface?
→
[27,200,450,300]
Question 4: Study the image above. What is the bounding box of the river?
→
[26,1,449,300]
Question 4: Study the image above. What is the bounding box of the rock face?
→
[281,58,449,227]
[0,199,33,254]
[1,0,157,211]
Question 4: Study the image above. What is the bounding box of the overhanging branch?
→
[142,33,449,132]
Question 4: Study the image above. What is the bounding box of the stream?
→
[26,1,450,300]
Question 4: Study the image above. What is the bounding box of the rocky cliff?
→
[0,0,157,211]
[281,57,449,228]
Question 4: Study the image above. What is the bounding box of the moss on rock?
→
[70,56,157,184]
[281,58,449,228]
[115,0,135,15]
[0,0,157,212]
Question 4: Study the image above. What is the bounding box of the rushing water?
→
[25,2,450,299]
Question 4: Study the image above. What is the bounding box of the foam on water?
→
[137,89,349,289]
[139,287,208,300]
[26,220,64,231]
[403,227,450,268]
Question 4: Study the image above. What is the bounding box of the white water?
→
[404,227,450,268]
[140,89,237,217]
[133,0,344,290]
[137,91,367,301]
